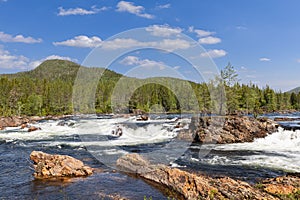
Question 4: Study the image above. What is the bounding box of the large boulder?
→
[30,151,93,178]
[117,153,278,200]
[178,116,278,144]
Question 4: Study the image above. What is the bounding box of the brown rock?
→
[264,184,295,195]
[28,126,41,132]
[177,116,278,144]
[20,123,28,129]
[0,116,30,129]
[30,116,44,121]
[117,153,277,200]
[30,151,93,178]
[261,175,300,197]
[136,115,149,121]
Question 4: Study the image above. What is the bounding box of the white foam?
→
[201,128,300,172]
[170,162,186,168]
[76,117,182,146]
[0,117,184,148]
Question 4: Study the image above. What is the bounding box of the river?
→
[0,114,299,199]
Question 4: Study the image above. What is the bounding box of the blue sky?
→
[0,0,300,91]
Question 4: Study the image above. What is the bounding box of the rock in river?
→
[177,116,279,144]
[117,153,278,200]
[30,151,93,178]
[28,126,41,132]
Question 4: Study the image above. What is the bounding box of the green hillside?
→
[0,60,300,116]
[26,59,81,80]
[2,59,122,81]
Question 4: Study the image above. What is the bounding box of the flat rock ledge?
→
[30,151,93,178]
[117,153,299,200]
[177,116,279,144]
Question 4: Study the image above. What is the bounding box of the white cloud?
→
[0,46,75,70]
[119,55,139,65]
[297,59,300,63]
[146,24,182,37]
[156,4,171,9]
[54,35,192,51]
[259,57,271,62]
[0,47,29,70]
[200,49,227,58]
[188,26,215,37]
[198,36,221,44]
[101,38,141,50]
[116,1,154,19]
[102,38,191,51]
[120,56,166,70]
[155,39,191,51]
[53,35,102,48]
[58,6,108,16]
[0,31,42,43]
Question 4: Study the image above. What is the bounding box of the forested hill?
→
[22,60,81,81]
[1,59,122,81]
[0,59,299,116]
[0,59,124,116]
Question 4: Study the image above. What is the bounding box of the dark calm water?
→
[0,114,299,199]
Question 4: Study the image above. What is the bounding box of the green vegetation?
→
[0,60,299,116]
[208,189,218,199]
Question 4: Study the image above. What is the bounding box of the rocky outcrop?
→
[30,151,93,178]
[0,116,41,131]
[117,153,279,200]
[177,116,278,144]
[260,175,300,198]
[0,116,29,130]
[0,115,73,130]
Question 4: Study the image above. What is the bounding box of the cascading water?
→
[0,114,299,198]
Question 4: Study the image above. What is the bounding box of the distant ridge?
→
[287,86,300,94]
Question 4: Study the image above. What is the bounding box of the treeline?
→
[0,60,299,116]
